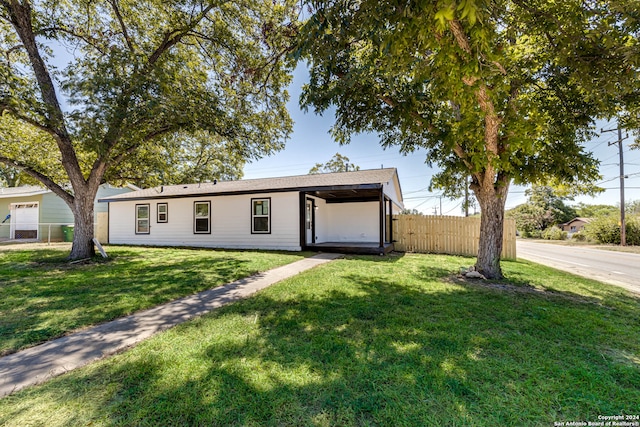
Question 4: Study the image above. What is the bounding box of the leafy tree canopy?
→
[400,208,422,215]
[507,186,577,235]
[296,0,638,278]
[0,0,297,258]
[309,152,360,174]
[573,202,618,218]
[103,131,248,187]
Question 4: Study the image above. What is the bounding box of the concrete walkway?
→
[0,253,342,398]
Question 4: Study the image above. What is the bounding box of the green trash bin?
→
[61,225,74,242]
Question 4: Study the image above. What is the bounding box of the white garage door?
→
[11,203,39,239]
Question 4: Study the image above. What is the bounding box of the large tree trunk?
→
[68,186,98,260]
[6,0,98,261]
[473,179,510,279]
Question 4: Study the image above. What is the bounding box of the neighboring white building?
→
[99,169,404,254]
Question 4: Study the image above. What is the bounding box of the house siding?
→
[0,194,44,239]
[325,202,379,242]
[108,192,301,250]
[562,220,588,233]
[383,179,403,210]
[39,193,74,240]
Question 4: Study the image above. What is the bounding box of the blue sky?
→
[244,66,640,215]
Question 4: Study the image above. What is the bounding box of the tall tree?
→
[296,0,637,278]
[308,152,359,174]
[0,0,296,259]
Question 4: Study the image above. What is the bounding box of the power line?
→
[403,194,443,200]
[597,176,622,185]
[403,186,431,195]
[591,134,618,150]
[444,201,462,215]
[603,187,640,190]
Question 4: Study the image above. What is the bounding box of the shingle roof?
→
[560,217,593,227]
[99,168,399,202]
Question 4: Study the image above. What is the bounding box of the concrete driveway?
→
[517,240,640,295]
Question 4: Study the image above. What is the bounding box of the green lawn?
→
[0,245,308,356]
[0,253,639,426]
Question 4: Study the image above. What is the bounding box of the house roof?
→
[563,217,593,226]
[0,185,50,199]
[99,168,402,203]
[0,183,140,200]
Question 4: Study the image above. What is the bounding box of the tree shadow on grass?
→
[0,254,256,356]
[4,267,638,426]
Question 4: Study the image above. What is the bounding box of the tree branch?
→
[147,3,216,66]
[107,0,135,53]
[40,26,107,55]
[0,155,74,205]
[378,94,436,132]
[453,143,473,171]
[99,3,219,158]
[108,125,180,167]
[448,20,472,55]
[0,106,57,137]
[4,1,85,185]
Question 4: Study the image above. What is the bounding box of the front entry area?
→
[299,189,396,255]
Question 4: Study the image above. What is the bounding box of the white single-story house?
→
[99,168,404,254]
[0,184,137,242]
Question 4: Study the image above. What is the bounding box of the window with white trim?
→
[251,198,270,234]
[136,204,150,234]
[194,201,211,234]
[157,203,168,223]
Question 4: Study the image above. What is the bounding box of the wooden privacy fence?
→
[393,215,517,259]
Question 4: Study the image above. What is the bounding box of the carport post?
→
[379,189,384,249]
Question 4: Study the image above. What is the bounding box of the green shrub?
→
[570,231,587,241]
[521,229,543,239]
[542,226,567,240]
[583,215,640,245]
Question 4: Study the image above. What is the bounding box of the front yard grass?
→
[0,253,638,426]
[0,245,308,356]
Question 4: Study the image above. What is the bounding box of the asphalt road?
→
[516,240,640,295]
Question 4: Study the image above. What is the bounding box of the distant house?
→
[99,168,404,254]
[0,184,137,242]
[561,217,592,234]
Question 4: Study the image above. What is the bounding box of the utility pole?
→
[602,124,628,246]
